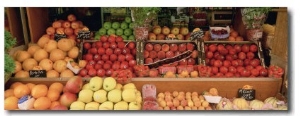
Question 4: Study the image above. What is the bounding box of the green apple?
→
[124,29,133,36]
[98,28,107,36]
[78,89,94,103]
[107,29,116,35]
[94,35,101,40]
[116,28,124,36]
[93,89,107,103]
[103,22,112,30]
[124,17,132,23]
[111,22,120,29]
[122,83,136,89]
[121,35,128,40]
[70,101,86,110]
[82,83,90,90]
[120,22,128,29]
[98,101,114,110]
[129,23,134,29]
[128,35,135,40]
[89,76,103,91]
[103,77,117,91]
[122,89,137,102]
[107,89,122,103]
[85,102,100,110]
[128,101,141,110]
[113,101,128,110]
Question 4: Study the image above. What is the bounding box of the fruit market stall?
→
[4,7,288,111]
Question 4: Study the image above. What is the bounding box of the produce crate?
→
[199,40,268,78]
[141,40,200,73]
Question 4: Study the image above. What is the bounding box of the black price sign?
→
[54,34,67,42]
[190,29,204,41]
[29,70,47,78]
[77,30,91,40]
[238,89,255,101]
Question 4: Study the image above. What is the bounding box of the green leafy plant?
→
[4,30,16,81]
[130,7,161,27]
[241,7,272,29]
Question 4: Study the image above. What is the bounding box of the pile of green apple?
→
[94,17,135,41]
[69,76,142,110]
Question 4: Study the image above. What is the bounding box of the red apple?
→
[94,63,102,70]
[56,27,65,34]
[149,69,159,77]
[145,58,153,64]
[95,41,102,48]
[234,44,242,53]
[170,44,178,52]
[259,68,268,77]
[52,21,62,28]
[118,54,126,62]
[178,43,187,52]
[145,43,154,51]
[157,51,166,59]
[93,54,101,61]
[179,59,188,65]
[144,50,150,58]
[148,33,157,40]
[250,44,258,52]
[241,44,250,53]
[97,48,106,55]
[238,52,246,60]
[187,58,196,65]
[101,54,109,61]
[250,59,261,67]
[129,59,137,67]
[105,69,114,77]
[228,66,237,74]
[246,52,255,60]
[208,44,217,52]
[71,21,80,29]
[84,54,93,61]
[64,76,83,94]
[127,42,136,50]
[157,34,166,40]
[100,35,108,42]
[206,51,214,59]
[64,27,73,36]
[60,92,77,107]
[110,54,118,61]
[116,36,123,42]
[125,54,134,61]
[220,66,228,74]
[213,60,222,67]
[108,35,116,43]
[186,43,195,51]
[112,62,120,70]
[97,69,106,77]
[62,21,71,28]
[122,48,131,55]
[79,68,88,77]
[165,51,174,58]
[102,42,110,49]
[120,61,129,69]
[88,68,97,77]
[153,44,162,52]
[83,42,91,50]
[114,48,122,55]
[149,51,157,59]
[103,63,111,70]
[117,42,126,49]
[162,44,170,52]
[67,14,77,22]
[105,48,113,55]
[110,42,117,49]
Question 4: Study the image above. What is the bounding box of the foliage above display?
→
[241,7,272,29]
[130,7,161,27]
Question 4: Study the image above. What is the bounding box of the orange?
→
[47,89,61,101]
[14,84,30,98]
[31,84,48,98]
[4,96,19,110]
[10,82,23,89]
[26,83,36,91]
[50,101,61,109]
[5,89,15,98]
[49,82,64,93]
[228,36,236,41]
[33,97,51,110]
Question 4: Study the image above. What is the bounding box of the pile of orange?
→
[4,82,64,110]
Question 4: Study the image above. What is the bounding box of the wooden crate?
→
[5,77,282,101]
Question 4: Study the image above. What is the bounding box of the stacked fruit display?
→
[94,17,135,41]
[203,43,267,77]
[12,38,84,78]
[4,80,68,110]
[46,14,88,43]
[80,34,137,78]
[70,77,142,110]
[155,88,218,110]
[148,26,191,40]
[141,42,198,77]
